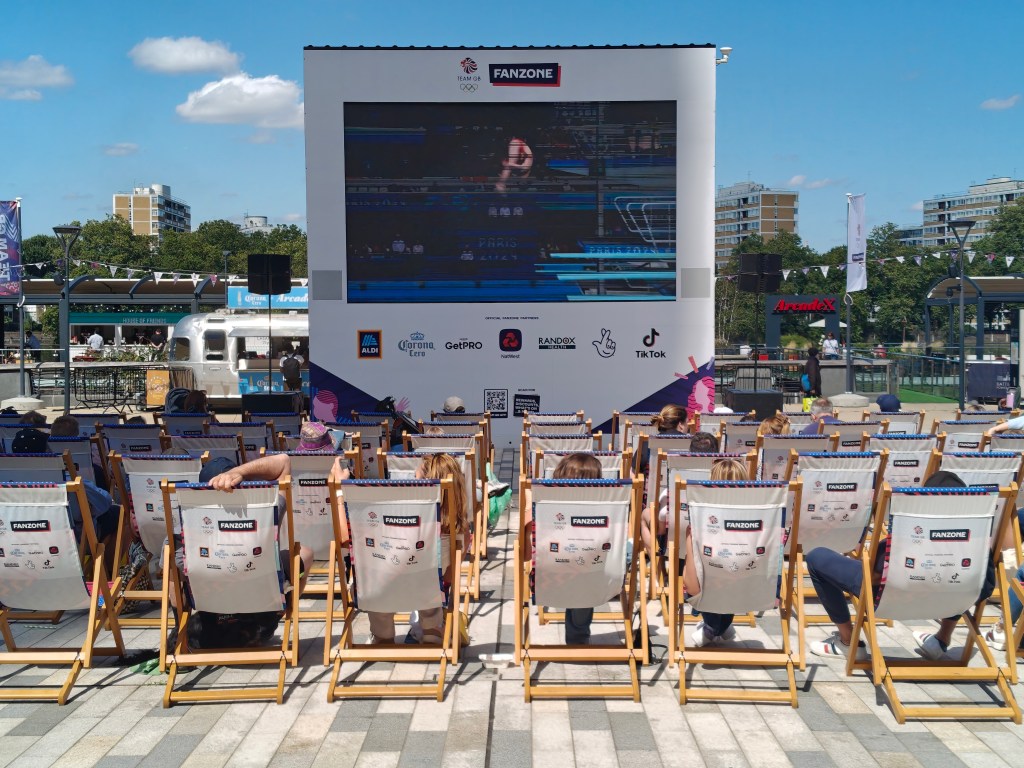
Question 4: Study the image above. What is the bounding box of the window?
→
[171,337,190,362]
[204,330,226,361]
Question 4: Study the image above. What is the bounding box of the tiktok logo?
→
[643,328,660,347]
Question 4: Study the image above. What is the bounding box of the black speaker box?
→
[248,253,292,295]
[241,392,303,415]
[724,389,784,421]
[738,252,783,293]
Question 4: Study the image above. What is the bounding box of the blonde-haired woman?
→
[368,452,468,644]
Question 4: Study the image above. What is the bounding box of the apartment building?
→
[112,184,191,241]
[715,181,798,265]
[922,177,1024,247]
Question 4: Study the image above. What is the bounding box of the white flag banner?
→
[109,265,118,277]
[967,251,976,264]
[821,265,830,277]
[782,269,791,280]
[896,256,905,264]
[846,193,867,292]
[154,271,164,283]
[1008,256,1015,268]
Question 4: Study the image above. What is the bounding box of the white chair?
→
[721,421,761,452]
[524,411,586,426]
[208,421,275,454]
[611,411,658,451]
[74,413,125,437]
[245,412,304,443]
[535,450,630,480]
[0,452,69,483]
[863,409,925,434]
[933,419,992,452]
[165,434,246,465]
[864,434,942,488]
[831,421,885,451]
[47,436,98,485]
[329,420,385,477]
[156,413,210,436]
[521,420,590,435]
[756,433,837,481]
[849,484,1021,723]
[521,432,601,478]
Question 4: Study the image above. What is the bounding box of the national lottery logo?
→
[460,58,478,74]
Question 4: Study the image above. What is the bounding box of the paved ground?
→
[4,402,1024,767]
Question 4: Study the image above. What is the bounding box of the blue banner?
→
[0,201,22,297]
[227,285,308,309]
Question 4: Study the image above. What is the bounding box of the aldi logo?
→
[358,330,382,359]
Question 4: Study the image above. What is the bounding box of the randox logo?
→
[489,63,561,86]
[358,330,382,359]
[538,336,575,350]
[772,297,837,314]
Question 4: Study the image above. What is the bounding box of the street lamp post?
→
[53,225,82,414]
[948,218,976,410]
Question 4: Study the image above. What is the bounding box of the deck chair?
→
[329,420,385,477]
[623,420,665,459]
[649,451,758,617]
[521,420,591,436]
[535,450,631,480]
[159,480,300,706]
[514,477,647,701]
[848,484,1021,723]
[74,413,126,437]
[525,411,586,426]
[521,432,602,478]
[830,421,884,450]
[0,453,69,483]
[47,437,99,485]
[786,451,887,668]
[863,409,924,435]
[721,421,762,452]
[417,419,488,441]
[863,434,942,488]
[931,451,1024,491]
[156,413,211,436]
[351,410,393,435]
[669,480,802,705]
[431,411,493,457]
[108,453,205,627]
[957,408,1016,421]
[245,412,304,445]
[757,433,838,481]
[97,424,166,478]
[933,419,992,452]
[0,480,125,703]
[165,434,246,465]
[990,433,1024,452]
[207,422,275,454]
[611,411,658,451]
[325,478,461,701]
[380,450,481,603]
[784,411,815,431]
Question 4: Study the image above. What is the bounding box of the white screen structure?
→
[304,46,717,444]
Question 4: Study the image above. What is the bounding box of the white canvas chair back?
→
[0,453,68,483]
[529,479,633,609]
[957,409,1014,420]
[758,434,835,481]
[990,433,1024,453]
[938,452,1024,492]
[432,411,489,423]
[170,482,286,615]
[351,411,393,430]
[72,413,124,437]
[328,421,383,477]
[523,433,598,478]
[832,421,883,450]
[410,433,478,453]
[646,433,700,456]
[523,420,589,435]
[874,411,924,434]
[785,412,815,430]
[383,450,476,527]
[342,479,446,613]
[158,413,210,436]
[167,434,244,464]
[100,424,164,456]
[939,418,997,433]
[536,451,626,479]
[867,434,938,488]
[723,421,761,452]
[247,412,302,439]
[875,488,1000,620]
[657,452,752,551]
[527,412,585,425]
[935,420,990,452]
[624,420,662,454]
[793,452,882,553]
[0,482,93,611]
[274,451,337,560]
[47,437,96,484]
[208,422,274,454]
[418,420,484,437]
[682,481,789,615]
[118,454,203,555]
[612,411,657,451]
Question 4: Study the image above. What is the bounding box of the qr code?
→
[484,389,508,419]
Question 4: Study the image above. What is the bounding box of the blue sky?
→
[3,0,1022,253]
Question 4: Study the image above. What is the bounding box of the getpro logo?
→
[499,329,522,352]
[358,330,382,359]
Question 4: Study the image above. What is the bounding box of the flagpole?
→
[844,195,853,393]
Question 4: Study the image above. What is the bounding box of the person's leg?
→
[805,547,864,645]
[367,612,396,643]
[700,612,735,637]
[564,608,594,644]
[418,607,444,644]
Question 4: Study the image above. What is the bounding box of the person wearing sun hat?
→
[443,396,466,414]
[297,421,335,451]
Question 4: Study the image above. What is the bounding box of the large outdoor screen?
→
[344,101,676,303]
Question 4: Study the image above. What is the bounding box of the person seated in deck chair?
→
[806,470,998,661]
[50,414,108,491]
[800,398,840,435]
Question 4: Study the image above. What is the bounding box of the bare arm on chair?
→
[208,453,291,491]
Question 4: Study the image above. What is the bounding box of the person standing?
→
[822,332,840,360]
[24,330,41,361]
[804,347,822,398]
[87,329,104,352]
[280,348,304,392]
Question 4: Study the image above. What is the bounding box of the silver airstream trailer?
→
[169,312,309,403]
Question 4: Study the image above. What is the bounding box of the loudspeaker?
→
[738,252,783,293]
[247,253,292,295]
[241,392,303,415]
[724,389,784,421]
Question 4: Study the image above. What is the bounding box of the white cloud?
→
[281,213,304,222]
[246,131,276,144]
[805,177,842,190]
[787,175,806,187]
[910,201,923,211]
[176,73,303,129]
[0,55,72,100]
[980,94,1020,111]
[129,36,240,75]
[103,142,139,157]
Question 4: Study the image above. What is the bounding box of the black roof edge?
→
[303,44,716,51]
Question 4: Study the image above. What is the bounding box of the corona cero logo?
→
[460,58,477,74]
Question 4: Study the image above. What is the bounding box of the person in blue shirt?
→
[800,398,841,435]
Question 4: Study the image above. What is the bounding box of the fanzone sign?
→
[489,63,561,86]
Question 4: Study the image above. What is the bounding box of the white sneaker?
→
[690,621,718,648]
[986,625,1008,652]
[809,631,867,662]
[719,624,737,642]
[913,630,948,660]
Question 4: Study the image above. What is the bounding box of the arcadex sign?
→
[772,297,837,314]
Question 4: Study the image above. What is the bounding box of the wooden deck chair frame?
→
[931,420,993,453]
[379,449,482,604]
[330,421,386,477]
[109,452,207,628]
[668,479,803,706]
[957,408,1016,421]
[649,450,758,619]
[831,421,885,450]
[244,411,305,445]
[430,411,493,461]
[1001,564,1024,683]
[721,421,763,452]
[156,413,211,436]
[47,436,99,486]
[520,432,602,478]
[513,477,647,701]
[158,479,301,707]
[611,411,658,451]
[784,450,889,669]
[0,479,126,704]
[846,483,1021,723]
[523,411,586,426]
[861,433,945,488]
[324,477,461,701]
[756,433,838,482]
[533,450,631,481]
[164,433,247,466]
[207,421,276,455]
[96,423,166,479]
[521,419,592,436]
[863,409,925,434]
